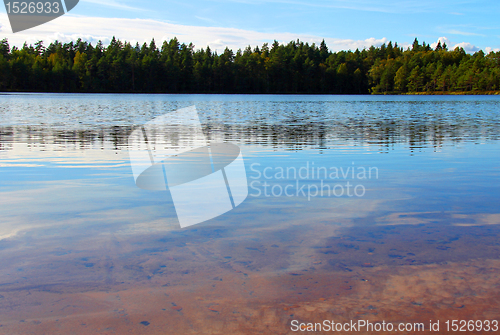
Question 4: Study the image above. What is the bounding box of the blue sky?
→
[1,0,499,52]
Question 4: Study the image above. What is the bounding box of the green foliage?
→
[0,37,498,94]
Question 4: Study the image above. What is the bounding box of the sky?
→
[1,0,499,53]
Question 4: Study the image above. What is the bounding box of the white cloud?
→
[430,36,451,49]
[430,37,488,54]
[215,0,445,14]
[80,0,147,11]
[0,13,496,55]
[453,42,480,53]
[485,46,500,53]
[0,13,391,52]
[446,29,484,37]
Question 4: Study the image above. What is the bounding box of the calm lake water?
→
[0,93,499,334]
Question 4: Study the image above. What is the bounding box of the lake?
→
[0,93,499,334]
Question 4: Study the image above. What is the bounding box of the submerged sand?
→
[0,223,499,334]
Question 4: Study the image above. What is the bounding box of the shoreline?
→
[402,90,500,95]
[1,90,500,95]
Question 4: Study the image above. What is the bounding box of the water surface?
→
[0,94,499,334]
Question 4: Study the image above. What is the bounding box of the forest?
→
[0,37,499,94]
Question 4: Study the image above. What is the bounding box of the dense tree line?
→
[0,37,499,94]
